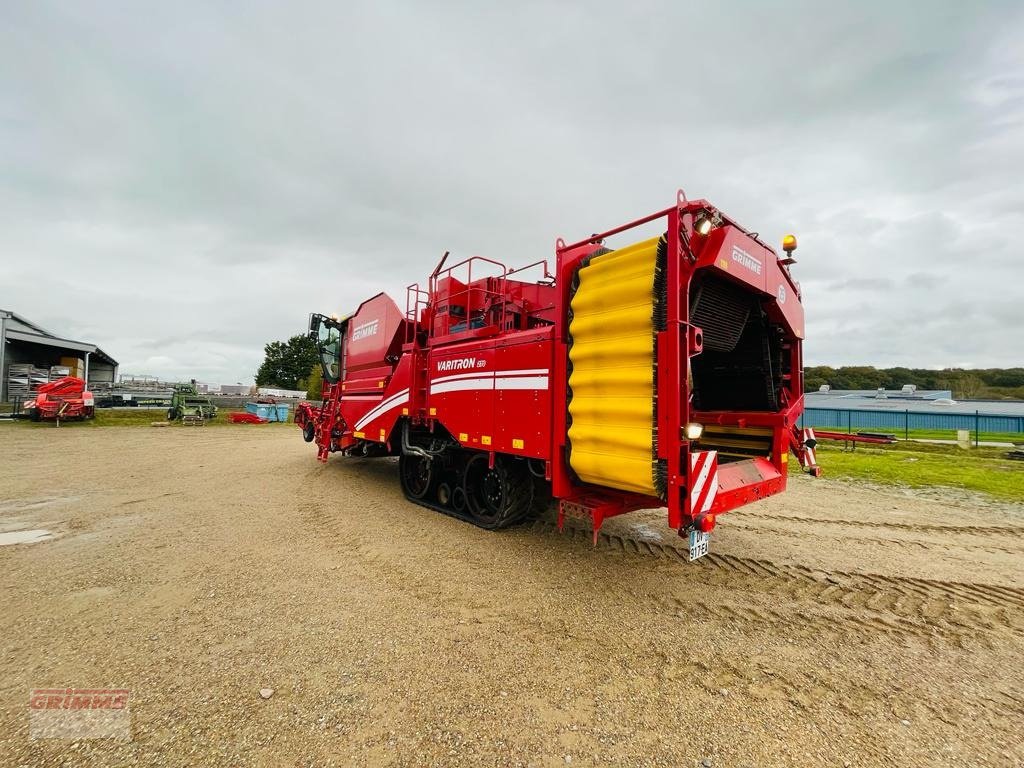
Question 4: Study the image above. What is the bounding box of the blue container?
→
[244,402,291,421]
[245,402,274,420]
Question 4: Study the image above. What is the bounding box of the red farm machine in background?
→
[23,376,95,423]
[295,190,818,559]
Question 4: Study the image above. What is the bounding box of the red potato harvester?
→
[24,376,95,422]
[295,191,818,560]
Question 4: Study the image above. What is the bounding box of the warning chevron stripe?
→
[689,450,719,514]
[802,427,817,468]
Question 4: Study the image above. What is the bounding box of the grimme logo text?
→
[731,245,762,275]
[352,319,379,341]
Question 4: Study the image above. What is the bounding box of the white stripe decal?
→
[688,452,702,509]
[430,377,494,395]
[354,389,409,430]
[702,463,719,512]
[432,371,494,384]
[494,376,549,390]
[498,368,549,377]
[430,376,549,395]
[430,368,549,386]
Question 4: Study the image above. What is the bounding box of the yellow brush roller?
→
[567,236,660,496]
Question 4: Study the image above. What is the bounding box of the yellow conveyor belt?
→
[567,237,660,496]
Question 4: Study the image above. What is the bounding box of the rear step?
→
[558,493,653,545]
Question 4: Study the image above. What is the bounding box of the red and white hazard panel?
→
[689,450,719,514]
[802,427,817,468]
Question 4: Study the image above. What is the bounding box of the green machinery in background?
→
[167,381,217,422]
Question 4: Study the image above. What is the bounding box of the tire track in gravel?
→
[677,595,944,644]
[301,499,991,720]
[725,520,1024,556]
[531,521,1024,642]
[731,512,1024,538]
[302,498,961,648]
[300,487,1023,646]
[547,522,1024,609]
[212,460,1024,726]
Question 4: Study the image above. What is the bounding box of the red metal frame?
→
[813,430,897,446]
[304,190,815,539]
[550,191,812,533]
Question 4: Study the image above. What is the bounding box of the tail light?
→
[697,514,716,533]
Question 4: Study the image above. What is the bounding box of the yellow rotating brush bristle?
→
[567,236,660,496]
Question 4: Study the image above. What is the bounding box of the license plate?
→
[688,530,710,562]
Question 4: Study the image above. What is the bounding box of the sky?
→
[1,1,1022,384]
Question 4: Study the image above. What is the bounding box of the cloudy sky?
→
[2,1,1022,383]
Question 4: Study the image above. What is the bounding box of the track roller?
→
[462,454,534,530]
[398,453,434,500]
[436,482,452,507]
[451,486,467,514]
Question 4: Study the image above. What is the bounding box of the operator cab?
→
[308,313,346,383]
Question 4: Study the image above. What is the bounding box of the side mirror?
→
[308,313,322,340]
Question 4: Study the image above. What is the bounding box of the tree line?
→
[255,335,322,400]
[804,366,1024,400]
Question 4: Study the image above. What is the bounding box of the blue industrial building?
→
[801,385,1024,436]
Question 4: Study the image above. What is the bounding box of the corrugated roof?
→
[810,388,950,400]
[1,309,119,366]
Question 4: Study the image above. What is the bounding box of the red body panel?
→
[425,328,553,459]
[345,293,407,378]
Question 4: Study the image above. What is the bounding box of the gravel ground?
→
[0,425,1022,767]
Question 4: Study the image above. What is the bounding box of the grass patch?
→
[905,428,1023,443]
[806,427,1023,444]
[808,442,1024,502]
[6,408,295,428]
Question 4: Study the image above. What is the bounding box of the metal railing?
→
[800,406,1024,444]
[429,256,509,338]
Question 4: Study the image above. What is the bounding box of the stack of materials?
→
[59,357,85,379]
[89,375,174,408]
[6,364,50,401]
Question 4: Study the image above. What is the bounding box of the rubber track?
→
[400,463,536,531]
[402,493,494,528]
